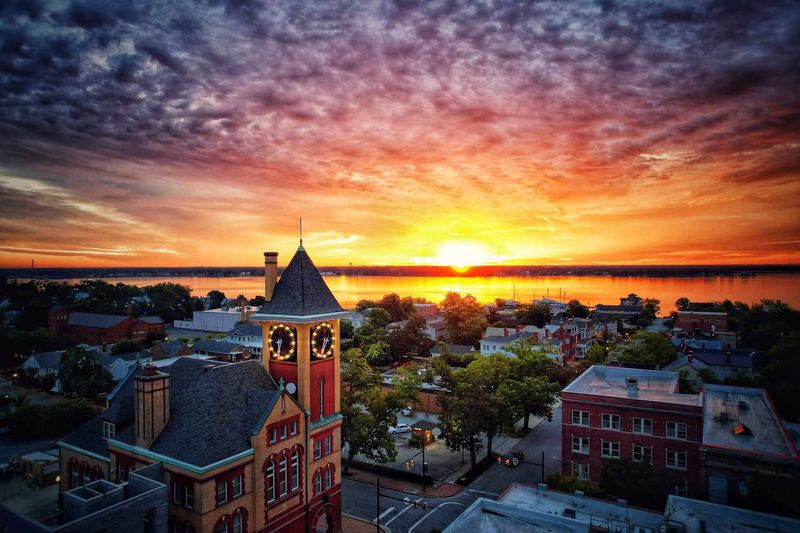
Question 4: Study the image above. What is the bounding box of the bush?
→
[4,399,99,439]
[544,472,605,498]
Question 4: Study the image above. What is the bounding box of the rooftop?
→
[563,365,701,406]
[68,312,128,329]
[701,384,797,459]
[665,495,800,532]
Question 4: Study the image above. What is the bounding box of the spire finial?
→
[298,217,305,251]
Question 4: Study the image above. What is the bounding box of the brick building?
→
[58,243,348,532]
[49,309,165,345]
[675,310,728,335]
[561,366,703,498]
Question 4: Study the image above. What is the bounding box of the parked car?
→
[402,406,413,416]
[389,423,412,434]
[498,450,525,467]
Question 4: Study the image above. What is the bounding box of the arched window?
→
[68,459,79,488]
[92,465,104,481]
[232,510,245,533]
[214,517,228,533]
[314,471,322,495]
[81,462,91,485]
[265,460,275,503]
[319,377,325,418]
[325,465,333,488]
[279,455,288,496]
[291,449,300,491]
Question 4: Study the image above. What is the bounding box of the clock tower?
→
[251,242,348,532]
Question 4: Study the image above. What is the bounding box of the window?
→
[672,482,688,497]
[601,413,620,430]
[324,435,332,455]
[319,378,326,418]
[572,436,589,454]
[281,395,286,413]
[572,462,589,480]
[290,420,298,435]
[232,475,243,498]
[185,484,194,510]
[291,450,299,491]
[280,425,287,439]
[172,481,183,505]
[633,417,653,435]
[314,472,322,494]
[102,421,115,441]
[314,439,321,459]
[666,421,688,440]
[325,466,332,488]
[572,410,589,426]
[232,513,243,533]
[70,461,80,488]
[266,461,275,502]
[666,450,687,470]
[269,428,277,443]
[633,444,652,464]
[82,465,92,485]
[601,440,620,459]
[279,455,288,496]
[215,520,228,533]
[216,479,228,505]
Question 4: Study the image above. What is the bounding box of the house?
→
[593,303,643,318]
[430,344,475,357]
[480,329,563,363]
[48,310,165,345]
[699,384,800,512]
[172,306,259,333]
[226,322,264,358]
[143,340,192,359]
[675,310,728,335]
[58,243,347,532]
[663,345,755,384]
[561,366,703,497]
[191,339,252,363]
[23,350,64,376]
[386,313,445,341]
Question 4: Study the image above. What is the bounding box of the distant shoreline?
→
[3,264,800,280]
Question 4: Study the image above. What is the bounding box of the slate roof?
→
[482,331,535,344]
[29,350,63,370]
[192,339,246,354]
[140,316,164,325]
[146,340,190,357]
[256,248,345,317]
[593,304,643,314]
[69,312,128,328]
[227,323,263,337]
[62,358,279,467]
[431,344,475,355]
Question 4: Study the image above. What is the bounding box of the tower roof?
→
[254,247,346,319]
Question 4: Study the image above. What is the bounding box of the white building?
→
[226,322,263,358]
[173,305,259,332]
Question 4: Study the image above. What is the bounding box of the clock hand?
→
[276,338,282,354]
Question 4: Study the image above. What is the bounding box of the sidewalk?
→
[347,467,463,497]
[343,513,388,532]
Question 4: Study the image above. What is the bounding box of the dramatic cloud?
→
[0,0,798,266]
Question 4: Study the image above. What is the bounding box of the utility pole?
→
[421,439,426,493]
[376,478,381,532]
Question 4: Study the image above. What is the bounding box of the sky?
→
[0,0,799,269]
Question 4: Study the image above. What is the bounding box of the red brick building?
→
[49,309,165,345]
[675,311,728,335]
[561,366,703,498]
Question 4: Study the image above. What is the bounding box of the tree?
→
[144,283,193,322]
[501,343,561,431]
[4,398,99,439]
[340,319,354,339]
[586,342,607,365]
[600,459,670,510]
[440,292,487,347]
[640,298,661,325]
[365,340,392,366]
[614,331,676,367]
[111,338,142,354]
[545,472,605,498]
[249,295,266,307]
[58,347,113,400]
[387,315,433,359]
[563,299,590,319]
[207,290,226,309]
[675,297,690,311]
[340,349,419,475]
[516,302,552,328]
[760,332,800,421]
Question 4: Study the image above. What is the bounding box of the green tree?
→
[365,308,392,329]
[600,459,670,510]
[501,343,561,432]
[249,295,266,307]
[340,349,419,475]
[57,347,113,400]
[4,398,99,439]
[544,472,605,498]
[563,299,590,318]
[675,297,690,311]
[111,338,142,355]
[760,332,800,420]
[586,342,607,365]
[614,331,676,367]
[207,290,226,309]
[340,319,354,339]
[387,315,433,359]
[365,340,392,366]
[440,292,487,347]
[516,302,552,328]
[144,283,193,321]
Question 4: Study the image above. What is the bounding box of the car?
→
[389,423,412,434]
[402,406,413,416]
[498,450,525,467]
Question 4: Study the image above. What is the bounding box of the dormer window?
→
[102,421,115,441]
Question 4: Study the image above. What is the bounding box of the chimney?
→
[687,354,694,363]
[240,304,246,323]
[503,327,508,337]
[626,377,638,391]
[135,364,170,448]
[264,251,278,302]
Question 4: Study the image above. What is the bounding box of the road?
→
[342,406,563,532]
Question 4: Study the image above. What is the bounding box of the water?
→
[55,274,800,311]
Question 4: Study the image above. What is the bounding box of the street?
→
[342,406,563,532]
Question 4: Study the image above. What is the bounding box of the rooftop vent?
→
[626,377,638,390]
[733,423,752,436]
[562,508,577,519]
[737,400,748,412]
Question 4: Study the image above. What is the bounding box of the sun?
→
[434,241,492,273]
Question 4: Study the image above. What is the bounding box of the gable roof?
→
[139,316,164,325]
[69,312,128,328]
[254,247,345,318]
[63,358,279,467]
[227,323,262,337]
[28,350,63,370]
[191,339,247,354]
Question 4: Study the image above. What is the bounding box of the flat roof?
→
[702,384,797,459]
[498,484,663,531]
[443,497,575,533]
[563,365,701,407]
[665,495,800,532]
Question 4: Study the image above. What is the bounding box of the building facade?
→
[49,309,165,345]
[561,366,703,498]
[58,244,347,533]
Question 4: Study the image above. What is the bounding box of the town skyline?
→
[1,1,799,268]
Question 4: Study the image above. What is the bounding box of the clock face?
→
[311,323,335,360]
[269,324,296,360]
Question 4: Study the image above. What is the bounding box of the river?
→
[55,273,800,311]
